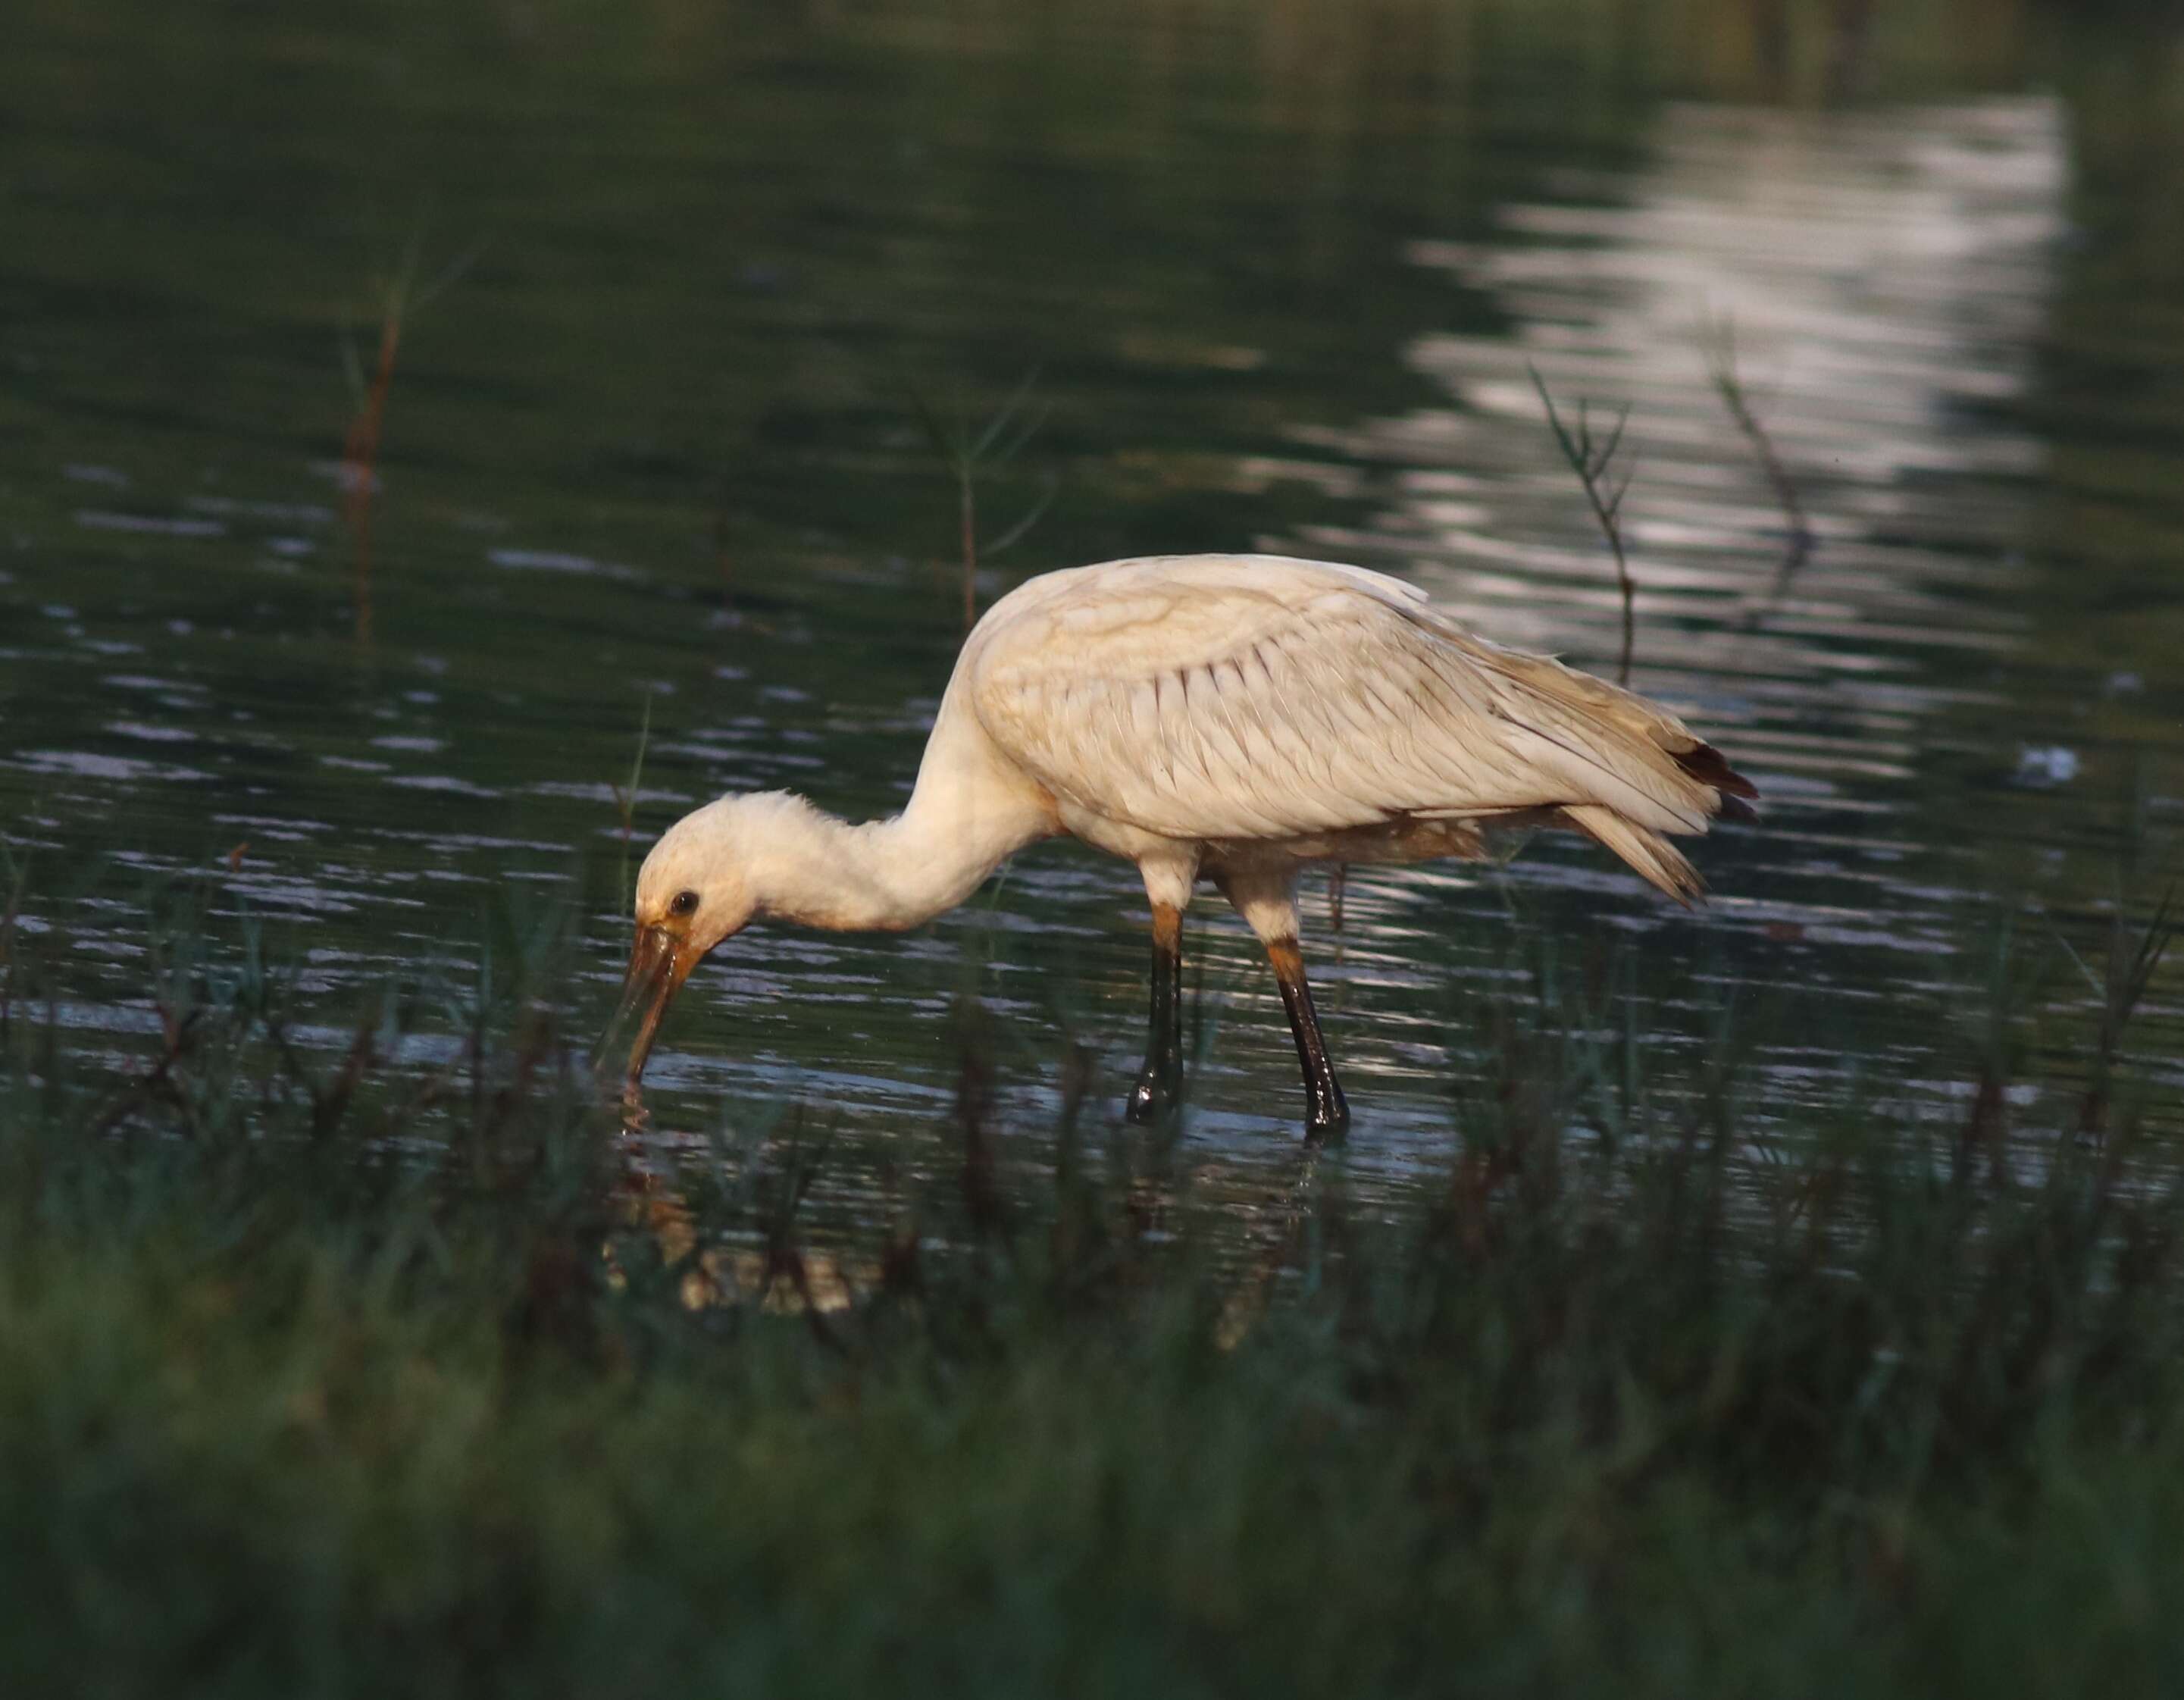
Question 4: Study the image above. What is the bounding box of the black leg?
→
[1269,938,1349,1142]
[1125,903,1184,1124]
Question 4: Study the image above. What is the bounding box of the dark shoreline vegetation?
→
[3,872,2179,1698]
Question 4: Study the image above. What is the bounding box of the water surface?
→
[3,0,2179,1219]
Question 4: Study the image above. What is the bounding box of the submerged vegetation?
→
[336,220,483,647]
[2,876,2179,1697]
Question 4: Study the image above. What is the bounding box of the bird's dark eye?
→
[669,890,700,918]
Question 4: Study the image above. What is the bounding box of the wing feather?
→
[965,555,1752,890]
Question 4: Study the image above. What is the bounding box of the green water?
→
[2,0,2179,1207]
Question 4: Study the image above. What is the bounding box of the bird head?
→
[605,797,762,1093]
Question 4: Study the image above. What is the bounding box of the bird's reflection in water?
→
[602,1151,871,1318]
[602,1083,1344,1340]
[1216,1137,1334,1350]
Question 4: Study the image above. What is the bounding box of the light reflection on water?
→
[1183,93,2159,1174]
[0,8,2178,1225]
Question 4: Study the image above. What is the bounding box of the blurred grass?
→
[2,881,2181,1696]
[2,11,2180,1683]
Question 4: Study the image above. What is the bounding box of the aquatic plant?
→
[2,875,2179,1695]
[336,218,485,643]
[1702,314,1817,605]
[1528,365,1638,684]
[901,367,1057,630]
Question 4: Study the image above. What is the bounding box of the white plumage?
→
[612,554,1756,1137]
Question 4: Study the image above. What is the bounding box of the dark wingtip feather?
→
[1672,739,1760,812]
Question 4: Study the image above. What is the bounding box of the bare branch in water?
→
[1528,365,1637,685]
[2070,884,2176,1146]
[902,368,1052,631]
[338,215,487,646]
[339,309,398,645]
[0,835,28,1041]
[1703,317,1815,606]
[610,691,655,913]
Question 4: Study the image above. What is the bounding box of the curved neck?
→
[749,743,1050,933]
[745,805,1001,931]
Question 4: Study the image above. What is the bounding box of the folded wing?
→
[968,555,1757,899]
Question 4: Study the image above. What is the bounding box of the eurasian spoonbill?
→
[612,553,1755,1138]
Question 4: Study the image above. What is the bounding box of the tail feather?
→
[1413,618,1757,897]
[1475,649,1760,827]
[1562,805,1705,905]
[1455,643,1757,900]
[1672,739,1760,821]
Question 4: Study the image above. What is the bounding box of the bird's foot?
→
[1125,1068,1182,1126]
[1303,1087,1350,1145]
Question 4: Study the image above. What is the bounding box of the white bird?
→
[611,553,1755,1138]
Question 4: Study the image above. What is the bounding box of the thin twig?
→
[984,471,1059,559]
[957,465,977,631]
[338,220,487,646]
[92,1006,205,1138]
[1703,317,1814,603]
[611,692,654,913]
[901,368,1051,631]
[339,310,399,644]
[0,840,27,1041]
[1528,365,1637,685]
[264,1008,380,1140]
[2079,884,2176,1144]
